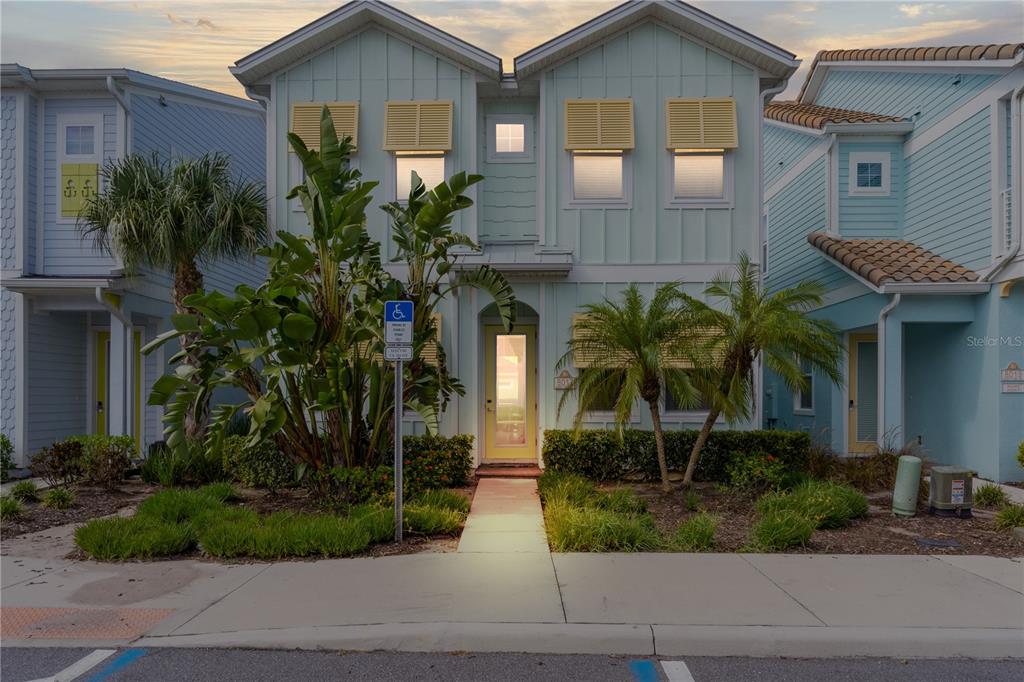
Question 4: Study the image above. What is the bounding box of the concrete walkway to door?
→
[457,478,549,554]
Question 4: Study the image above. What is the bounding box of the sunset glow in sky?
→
[2,1,1022,99]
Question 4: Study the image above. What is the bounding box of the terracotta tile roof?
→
[807,232,979,286]
[765,101,905,130]
[798,43,1023,100]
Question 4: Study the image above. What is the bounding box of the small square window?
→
[795,356,813,413]
[572,152,624,200]
[395,153,446,199]
[856,162,882,188]
[65,125,95,156]
[849,152,890,196]
[674,152,725,199]
[494,123,525,154]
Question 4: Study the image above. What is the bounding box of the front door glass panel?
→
[494,334,527,447]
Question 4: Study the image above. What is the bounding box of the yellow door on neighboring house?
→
[848,333,879,454]
[483,324,537,461]
[94,330,142,448]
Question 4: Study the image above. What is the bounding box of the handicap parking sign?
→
[384,300,414,344]
[385,300,413,323]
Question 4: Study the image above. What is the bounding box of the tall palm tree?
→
[558,283,701,491]
[679,253,844,486]
[80,153,268,438]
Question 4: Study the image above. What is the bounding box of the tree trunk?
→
[682,407,720,486]
[648,401,671,492]
[173,260,208,441]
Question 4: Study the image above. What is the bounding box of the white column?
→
[108,313,131,436]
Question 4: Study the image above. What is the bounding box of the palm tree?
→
[678,253,844,486]
[80,153,268,438]
[557,283,702,491]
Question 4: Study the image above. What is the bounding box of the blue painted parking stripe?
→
[84,649,149,682]
[629,659,661,682]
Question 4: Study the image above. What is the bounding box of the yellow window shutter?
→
[290,102,359,151]
[666,98,738,149]
[564,99,634,150]
[61,163,98,218]
[383,101,453,151]
[571,313,633,368]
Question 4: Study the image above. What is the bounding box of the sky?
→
[2,1,1022,100]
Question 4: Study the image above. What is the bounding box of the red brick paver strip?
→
[0,606,174,640]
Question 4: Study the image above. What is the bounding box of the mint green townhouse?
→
[761,44,1024,481]
[231,0,798,465]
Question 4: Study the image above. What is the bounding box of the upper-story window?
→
[288,103,360,212]
[486,115,533,163]
[665,98,737,207]
[383,100,453,200]
[57,113,103,222]
[794,356,814,414]
[564,99,634,207]
[848,151,890,196]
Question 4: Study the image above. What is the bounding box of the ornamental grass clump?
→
[0,496,23,520]
[135,486,229,524]
[595,488,647,515]
[197,511,374,560]
[749,510,815,552]
[414,489,470,514]
[537,470,596,507]
[42,487,75,510]
[11,481,39,502]
[994,504,1024,531]
[544,502,662,552]
[403,504,465,535]
[973,484,1009,509]
[75,517,195,560]
[757,480,867,529]
[674,512,717,552]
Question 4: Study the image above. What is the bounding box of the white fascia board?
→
[2,277,122,291]
[764,119,826,137]
[881,282,991,294]
[823,122,914,135]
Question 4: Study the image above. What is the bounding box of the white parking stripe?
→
[661,659,697,682]
[26,649,116,682]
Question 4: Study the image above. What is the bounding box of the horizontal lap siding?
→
[763,124,820,187]
[42,98,118,276]
[904,107,991,269]
[838,141,903,238]
[814,70,999,137]
[543,23,759,267]
[479,98,538,241]
[26,310,87,452]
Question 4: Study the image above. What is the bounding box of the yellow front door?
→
[94,329,142,448]
[484,324,537,461]
[848,333,878,454]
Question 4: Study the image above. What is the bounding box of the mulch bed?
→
[1,481,157,539]
[604,481,1022,558]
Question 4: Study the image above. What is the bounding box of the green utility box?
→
[929,466,973,519]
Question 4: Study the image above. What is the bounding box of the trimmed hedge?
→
[403,434,473,494]
[542,429,810,482]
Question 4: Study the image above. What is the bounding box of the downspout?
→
[827,133,838,233]
[876,293,902,448]
[983,83,1024,281]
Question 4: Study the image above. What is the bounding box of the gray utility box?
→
[929,466,973,518]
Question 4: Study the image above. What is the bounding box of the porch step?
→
[475,465,543,479]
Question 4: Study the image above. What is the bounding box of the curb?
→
[130,623,1024,659]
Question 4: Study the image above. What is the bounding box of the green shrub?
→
[222,436,294,491]
[726,450,788,493]
[136,488,226,524]
[66,435,135,489]
[674,512,718,552]
[974,484,1009,509]
[595,488,647,514]
[75,516,195,559]
[749,510,815,551]
[414,489,470,514]
[541,429,810,482]
[183,444,226,485]
[42,487,75,510]
[198,512,374,559]
[1,496,23,519]
[1017,441,1023,471]
[11,481,39,502]
[403,434,474,494]
[682,490,702,512]
[757,480,867,529]
[537,470,596,507]
[544,501,662,552]
[140,442,188,486]
[306,465,393,509]
[403,504,465,535]
[31,440,85,487]
[994,504,1024,531]
[0,433,14,483]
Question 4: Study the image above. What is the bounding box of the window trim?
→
[389,151,450,202]
[794,356,815,416]
[486,114,533,163]
[848,151,891,197]
[57,113,103,224]
[666,148,734,208]
[564,150,632,208]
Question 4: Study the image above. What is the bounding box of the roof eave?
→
[880,281,990,294]
[822,121,914,135]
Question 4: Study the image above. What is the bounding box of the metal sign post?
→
[384,300,413,542]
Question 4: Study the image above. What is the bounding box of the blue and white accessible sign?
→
[384,300,414,344]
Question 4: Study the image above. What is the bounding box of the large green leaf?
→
[281,313,317,341]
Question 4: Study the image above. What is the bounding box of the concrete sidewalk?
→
[2,479,1022,658]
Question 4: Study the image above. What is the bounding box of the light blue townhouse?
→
[761,44,1024,481]
[0,65,265,466]
[231,0,798,466]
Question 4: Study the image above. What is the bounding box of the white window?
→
[848,151,891,196]
[487,115,533,162]
[569,151,629,204]
[668,149,732,206]
[795,356,814,414]
[395,152,446,200]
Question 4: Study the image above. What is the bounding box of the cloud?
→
[899,4,926,17]
[196,18,219,31]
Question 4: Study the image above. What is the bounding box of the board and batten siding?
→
[766,156,852,293]
[541,23,759,267]
[837,141,904,238]
[274,27,477,256]
[130,91,267,297]
[478,98,538,242]
[26,310,88,451]
[763,123,821,188]
[25,93,39,273]
[904,106,991,270]
[42,97,118,276]
[813,70,1000,137]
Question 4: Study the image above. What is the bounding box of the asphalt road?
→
[2,648,1022,681]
